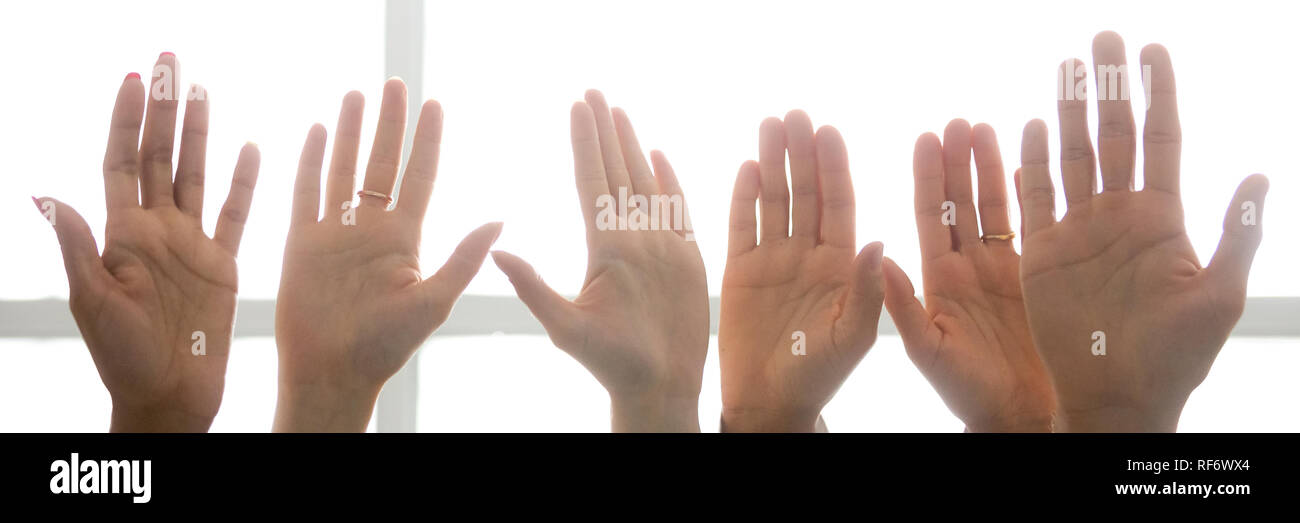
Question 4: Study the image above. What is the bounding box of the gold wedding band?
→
[980,232,1016,241]
[356,189,393,206]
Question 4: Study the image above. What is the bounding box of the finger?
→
[1207,174,1268,300]
[32,197,111,298]
[571,102,608,229]
[360,78,408,209]
[490,249,584,351]
[583,90,635,200]
[785,110,820,241]
[173,85,209,222]
[324,91,365,218]
[881,256,942,365]
[912,132,950,258]
[1019,120,1056,234]
[650,150,682,199]
[1092,31,1137,192]
[103,73,146,212]
[833,242,885,352]
[291,124,327,227]
[1140,43,1181,194]
[396,100,444,228]
[1057,58,1097,209]
[972,123,1014,242]
[610,107,658,197]
[728,160,761,256]
[213,144,261,255]
[418,222,504,321]
[816,125,855,248]
[757,117,790,241]
[650,150,692,239]
[1013,168,1025,239]
[139,52,180,208]
[941,119,979,248]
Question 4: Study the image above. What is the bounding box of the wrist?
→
[609,390,700,433]
[964,411,1055,433]
[109,400,216,433]
[1056,404,1182,433]
[273,379,381,433]
[720,406,821,433]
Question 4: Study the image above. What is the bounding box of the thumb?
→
[881,256,941,366]
[416,221,503,322]
[1207,174,1268,303]
[33,197,110,298]
[834,241,886,351]
[490,249,583,350]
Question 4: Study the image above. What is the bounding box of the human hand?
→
[35,53,259,432]
[274,79,502,432]
[491,90,708,432]
[882,120,1054,433]
[1018,32,1268,432]
[718,111,885,432]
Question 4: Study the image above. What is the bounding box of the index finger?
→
[571,102,608,229]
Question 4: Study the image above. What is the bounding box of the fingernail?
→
[125,72,140,82]
[160,51,175,59]
[488,222,505,242]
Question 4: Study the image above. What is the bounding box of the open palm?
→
[274,80,501,431]
[37,54,260,431]
[492,91,708,432]
[1018,33,1267,432]
[883,120,1053,432]
[720,111,885,432]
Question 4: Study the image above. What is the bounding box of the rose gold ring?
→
[357,189,393,206]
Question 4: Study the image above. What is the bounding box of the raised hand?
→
[719,111,884,432]
[34,53,259,432]
[1018,32,1268,432]
[882,120,1054,432]
[491,90,708,432]
[274,79,501,432]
